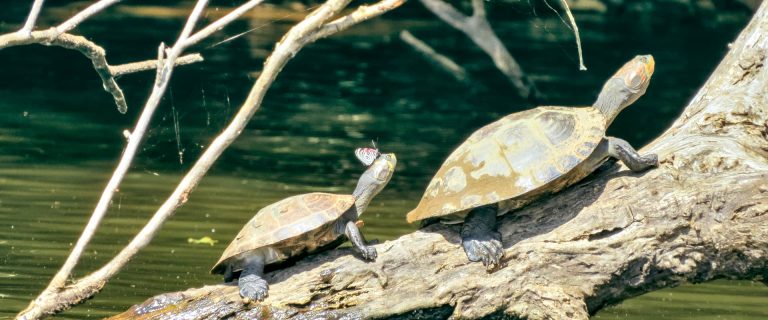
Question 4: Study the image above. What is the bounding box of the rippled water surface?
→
[0,1,766,319]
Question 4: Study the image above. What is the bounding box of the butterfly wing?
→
[355,147,380,166]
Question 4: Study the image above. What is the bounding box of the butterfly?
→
[355,146,380,166]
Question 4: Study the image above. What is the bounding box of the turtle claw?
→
[462,232,504,270]
[463,239,486,262]
[484,237,504,270]
[239,274,269,302]
[359,245,377,260]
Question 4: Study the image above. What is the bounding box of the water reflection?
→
[0,2,765,319]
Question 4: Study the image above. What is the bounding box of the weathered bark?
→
[112,3,768,320]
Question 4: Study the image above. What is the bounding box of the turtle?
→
[211,151,397,301]
[406,55,658,269]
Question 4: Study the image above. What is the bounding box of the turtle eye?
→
[373,156,395,180]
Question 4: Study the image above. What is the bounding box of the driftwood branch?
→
[112,2,768,319]
[399,30,472,85]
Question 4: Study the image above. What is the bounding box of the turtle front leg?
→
[461,205,503,270]
[238,254,268,302]
[606,136,658,172]
[344,220,377,260]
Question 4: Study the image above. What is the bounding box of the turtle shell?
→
[407,106,606,222]
[211,192,355,273]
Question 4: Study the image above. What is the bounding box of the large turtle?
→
[212,151,396,301]
[406,55,658,269]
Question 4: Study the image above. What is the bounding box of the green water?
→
[0,1,766,319]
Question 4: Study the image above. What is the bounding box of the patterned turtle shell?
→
[407,106,606,222]
[212,192,355,273]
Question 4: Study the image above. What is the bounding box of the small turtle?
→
[211,151,397,301]
[406,55,658,269]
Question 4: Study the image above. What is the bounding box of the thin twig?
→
[0,30,204,113]
[186,0,267,46]
[0,30,126,112]
[418,0,466,30]
[18,0,45,37]
[5,0,209,112]
[420,0,539,99]
[55,0,123,35]
[110,53,203,77]
[559,0,586,70]
[309,0,406,42]
[400,30,471,85]
[174,0,209,49]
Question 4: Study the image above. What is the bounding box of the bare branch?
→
[55,0,122,35]
[418,0,467,31]
[154,42,166,87]
[38,0,209,297]
[471,0,485,18]
[559,0,586,70]
[15,0,403,317]
[0,30,127,113]
[420,0,539,99]
[18,0,45,37]
[110,53,203,77]
[0,30,204,114]
[309,0,407,42]
[17,1,215,319]
[400,30,472,85]
[174,0,209,49]
[186,0,266,47]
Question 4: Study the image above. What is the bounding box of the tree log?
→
[111,3,768,319]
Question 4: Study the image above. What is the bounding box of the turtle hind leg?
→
[460,205,503,270]
[606,136,658,172]
[238,253,268,302]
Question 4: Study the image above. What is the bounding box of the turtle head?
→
[593,55,655,125]
[352,153,397,215]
